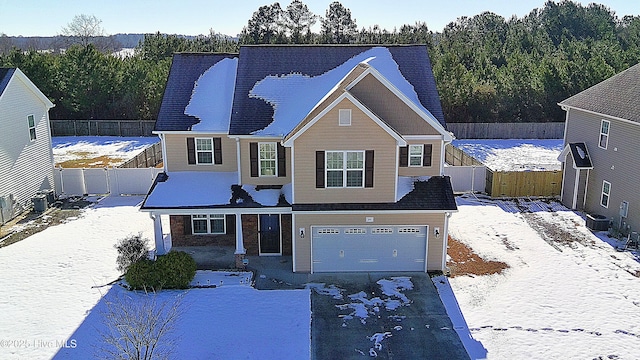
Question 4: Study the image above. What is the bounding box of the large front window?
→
[192,214,225,234]
[259,142,277,176]
[326,151,364,188]
[196,138,213,164]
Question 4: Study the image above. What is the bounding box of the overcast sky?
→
[1,0,637,37]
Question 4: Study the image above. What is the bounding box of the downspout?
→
[235,137,242,185]
[441,212,452,273]
[159,133,168,173]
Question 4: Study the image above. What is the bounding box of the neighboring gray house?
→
[0,68,55,224]
[559,63,640,233]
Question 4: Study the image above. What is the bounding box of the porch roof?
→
[141,171,292,210]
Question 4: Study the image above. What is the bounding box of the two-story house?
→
[141,45,457,273]
[0,68,55,224]
[559,62,640,233]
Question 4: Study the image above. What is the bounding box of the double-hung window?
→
[192,214,225,234]
[259,142,277,176]
[599,120,610,149]
[600,181,611,208]
[196,138,213,164]
[326,151,364,188]
[409,144,423,166]
[27,115,36,141]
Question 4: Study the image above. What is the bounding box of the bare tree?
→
[97,290,184,360]
[61,14,105,47]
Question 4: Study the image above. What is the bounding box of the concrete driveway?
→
[307,272,469,360]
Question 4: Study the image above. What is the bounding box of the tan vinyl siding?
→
[294,98,398,204]
[294,212,447,272]
[349,73,441,135]
[163,133,237,172]
[0,76,54,211]
[239,138,292,186]
[564,108,640,231]
[398,140,443,177]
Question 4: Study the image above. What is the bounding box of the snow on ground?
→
[0,196,310,360]
[452,139,563,171]
[52,136,159,167]
[447,197,640,359]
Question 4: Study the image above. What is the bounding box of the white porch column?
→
[150,213,167,256]
[234,213,246,269]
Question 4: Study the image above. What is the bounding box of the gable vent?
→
[339,109,351,126]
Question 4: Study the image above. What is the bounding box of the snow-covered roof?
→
[141,171,291,210]
[187,58,238,132]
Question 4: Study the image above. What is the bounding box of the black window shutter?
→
[213,138,223,164]
[399,146,408,167]
[183,215,192,235]
[226,214,236,235]
[423,144,433,167]
[250,142,258,177]
[277,143,286,177]
[187,137,196,164]
[316,151,325,188]
[365,150,374,188]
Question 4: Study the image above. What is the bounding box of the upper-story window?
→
[27,115,36,141]
[326,151,364,188]
[187,137,222,165]
[599,120,610,149]
[339,109,352,126]
[409,145,423,166]
[259,142,277,176]
[600,180,611,208]
[196,138,213,164]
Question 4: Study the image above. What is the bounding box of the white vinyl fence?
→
[444,165,486,193]
[54,168,163,196]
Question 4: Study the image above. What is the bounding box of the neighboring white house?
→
[0,68,55,224]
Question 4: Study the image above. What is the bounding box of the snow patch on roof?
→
[396,176,431,202]
[249,47,431,136]
[186,58,238,132]
[143,172,237,208]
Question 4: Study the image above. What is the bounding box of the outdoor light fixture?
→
[434,227,440,238]
[299,228,305,238]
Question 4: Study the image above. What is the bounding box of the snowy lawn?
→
[52,136,159,167]
[0,196,310,360]
[452,139,563,171]
[447,196,640,359]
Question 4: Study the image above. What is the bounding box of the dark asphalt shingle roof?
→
[0,68,16,96]
[569,142,593,169]
[155,45,445,133]
[155,53,238,131]
[560,63,640,124]
[292,176,457,212]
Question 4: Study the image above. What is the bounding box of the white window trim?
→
[195,138,214,165]
[409,144,423,167]
[192,214,226,234]
[338,109,352,126]
[325,150,365,188]
[599,119,610,150]
[27,114,36,141]
[258,142,277,177]
[600,180,611,208]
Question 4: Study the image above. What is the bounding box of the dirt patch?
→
[56,154,126,168]
[0,197,95,248]
[522,213,595,250]
[447,236,509,277]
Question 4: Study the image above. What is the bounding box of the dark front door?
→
[259,214,281,254]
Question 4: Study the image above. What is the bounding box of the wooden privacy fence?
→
[119,142,163,168]
[486,170,562,198]
[445,144,484,166]
[50,120,156,137]
[54,167,163,196]
[447,122,565,139]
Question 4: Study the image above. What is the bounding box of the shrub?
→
[125,251,196,290]
[114,233,150,274]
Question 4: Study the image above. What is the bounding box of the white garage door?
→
[311,225,428,272]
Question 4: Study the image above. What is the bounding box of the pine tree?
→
[321,2,357,44]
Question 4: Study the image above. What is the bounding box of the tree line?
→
[1,0,639,123]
